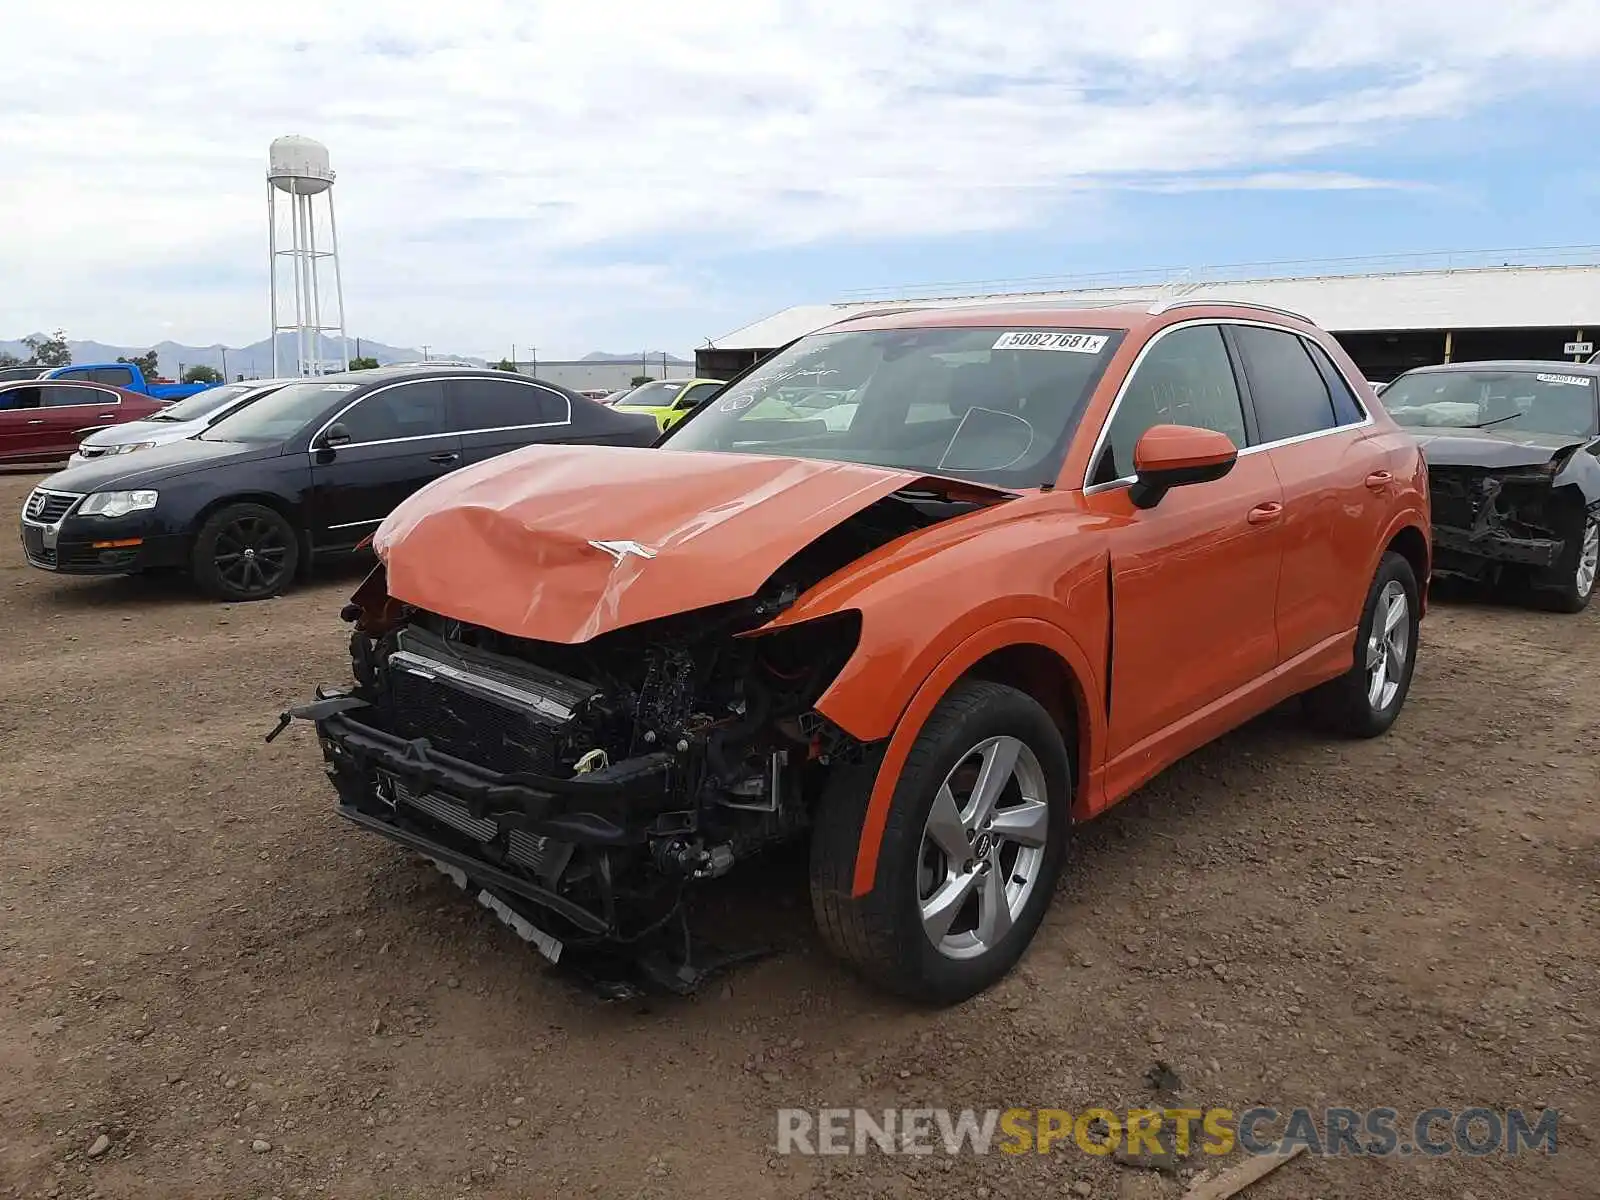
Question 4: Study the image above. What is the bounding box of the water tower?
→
[267,136,348,377]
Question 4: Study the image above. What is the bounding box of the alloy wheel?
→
[214,515,289,595]
[1365,579,1410,712]
[917,735,1050,961]
[1576,519,1599,599]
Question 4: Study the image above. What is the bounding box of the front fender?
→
[842,616,1104,897]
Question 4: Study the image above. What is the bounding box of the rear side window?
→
[1094,324,1248,483]
[1231,326,1337,443]
[43,385,116,408]
[1301,340,1367,426]
[341,380,449,443]
[451,379,566,431]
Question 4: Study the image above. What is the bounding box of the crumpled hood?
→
[374,444,1012,643]
[1412,427,1589,471]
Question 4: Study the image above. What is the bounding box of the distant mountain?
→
[0,334,481,380]
[580,350,690,364]
[1,335,688,378]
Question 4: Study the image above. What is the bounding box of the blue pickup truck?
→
[35,362,221,400]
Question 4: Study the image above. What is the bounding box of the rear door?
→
[306,378,461,548]
[1081,322,1285,761]
[39,384,125,457]
[1227,324,1396,661]
[447,377,572,466]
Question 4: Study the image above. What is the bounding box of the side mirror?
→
[317,422,353,450]
[1128,424,1238,510]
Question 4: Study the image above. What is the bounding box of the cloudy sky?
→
[3,1,1599,358]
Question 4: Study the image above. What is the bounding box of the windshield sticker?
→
[992,331,1109,354]
[321,383,360,392]
[1536,373,1589,388]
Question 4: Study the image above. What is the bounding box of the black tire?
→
[1532,511,1598,614]
[809,679,1070,1005]
[190,502,300,601]
[1302,551,1420,738]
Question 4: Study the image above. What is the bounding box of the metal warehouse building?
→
[695,249,1600,383]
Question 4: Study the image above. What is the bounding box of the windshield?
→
[150,382,271,423]
[615,381,684,407]
[1382,370,1598,438]
[200,380,359,443]
[662,326,1124,486]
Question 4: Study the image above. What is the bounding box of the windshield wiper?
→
[1464,412,1523,429]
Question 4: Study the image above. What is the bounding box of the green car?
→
[608,378,726,431]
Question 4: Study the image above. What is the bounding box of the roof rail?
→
[1147,297,1315,324]
[826,304,935,326]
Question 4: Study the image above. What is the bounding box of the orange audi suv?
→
[282,298,1430,1003]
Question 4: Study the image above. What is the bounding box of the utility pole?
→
[355,336,362,360]
[221,347,229,380]
[421,344,431,362]
[511,343,516,369]
[530,346,537,376]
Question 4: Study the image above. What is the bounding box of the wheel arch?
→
[1382,520,1430,612]
[189,492,310,573]
[846,619,1101,898]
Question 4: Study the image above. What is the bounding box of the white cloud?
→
[0,0,1596,353]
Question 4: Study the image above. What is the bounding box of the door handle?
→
[1246,501,1283,525]
[428,451,460,465]
[26,419,45,425]
[1365,470,1393,492]
[97,414,116,421]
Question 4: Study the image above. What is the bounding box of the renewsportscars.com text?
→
[775,1106,1560,1158]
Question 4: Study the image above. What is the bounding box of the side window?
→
[451,379,565,432]
[676,382,721,410]
[1094,325,1247,483]
[1300,339,1367,427]
[340,380,449,443]
[1231,325,1337,443]
[88,367,135,387]
[0,387,41,410]
[43,385,116,408]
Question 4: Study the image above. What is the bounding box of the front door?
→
[307,379,461,549]
[1081,322,1285,763]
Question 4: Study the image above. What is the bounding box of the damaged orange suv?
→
[281,300,1429,1003]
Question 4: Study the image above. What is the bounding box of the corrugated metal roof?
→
[709,263,1600,350]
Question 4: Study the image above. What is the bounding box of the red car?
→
[0,380,168,465]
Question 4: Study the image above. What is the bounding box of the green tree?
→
[630,374,653,386]
[117,350,161,379]
[493,358,520,373]
[182,364,223,384]
[0,350,19,369]
[23,329,71,367]
[349,356,381,370]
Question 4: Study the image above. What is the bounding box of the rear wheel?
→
[190,502,300,601]
[1303,551,1420,737]
[810,680,1070,1005]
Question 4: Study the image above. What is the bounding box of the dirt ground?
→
[0,467,1595,1200]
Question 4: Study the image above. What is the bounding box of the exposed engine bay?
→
[1426,453,1595,582]
[273,488,996,992]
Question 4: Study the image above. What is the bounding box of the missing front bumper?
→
[1432,524,1563,569]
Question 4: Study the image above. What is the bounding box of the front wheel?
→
[1302,550,1420,737]
[1535,512,1599,614]
[190,502,300,601]
[810,679,1070,1005]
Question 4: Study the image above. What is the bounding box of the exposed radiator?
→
[386,775,573,884]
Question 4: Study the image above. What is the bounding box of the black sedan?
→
[19,367,658,601]
[1381,360,1600,612]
